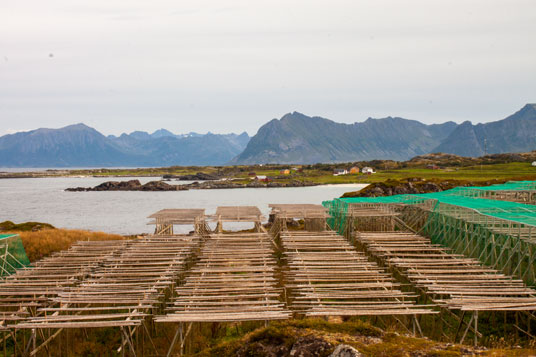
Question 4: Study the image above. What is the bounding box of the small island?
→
[65,178,320,192]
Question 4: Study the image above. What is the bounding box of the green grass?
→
[234,162,536,185]
[366,162,536,182]
[274,162,536,185]
[5,162,536,186]
[0,220,55,232]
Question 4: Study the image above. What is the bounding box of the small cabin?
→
[362,167,375,174]
[349,166,360,174]
[279,169,290,175]
[532,161,536,167]
[248,172,257,176]
[333,169,348,176]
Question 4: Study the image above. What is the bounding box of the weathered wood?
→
[212,206,263,222]
[356,231,536,312]
[156,233,291,323]
[280,231,435,317]
[148,209,207,235]
[2,234,200,338]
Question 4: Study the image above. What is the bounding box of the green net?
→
[439,181,536,199]
[323,180,536,286]
[0,234,31,277]
[474,180,536,191]
[323,181,536,234]
[415,192,536,226]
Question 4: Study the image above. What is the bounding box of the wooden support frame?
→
[148,209,207,236]
[210,206,265,233]
[269,204,330,236]
[419,202,536,287]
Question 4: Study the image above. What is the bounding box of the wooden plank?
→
[281,231,434,317]
[355,231,536,312]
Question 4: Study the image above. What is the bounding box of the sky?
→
[1,0,535,136]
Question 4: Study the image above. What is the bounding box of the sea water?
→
[0,176,366,234]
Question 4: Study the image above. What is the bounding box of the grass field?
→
[362,162,536,182]
[229,162,536,185]
[3,161,536,187]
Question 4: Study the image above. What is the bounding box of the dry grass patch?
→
[11,228,126,262]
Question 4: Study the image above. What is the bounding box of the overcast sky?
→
[1,1,535,136]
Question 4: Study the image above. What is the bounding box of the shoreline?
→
[0,174,163,179]
[65,179,369,192]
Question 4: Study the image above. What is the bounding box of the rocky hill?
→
[196,319,508,356]
[404,151,536,167]
[341,177,512,198]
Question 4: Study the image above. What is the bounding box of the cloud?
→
[0,0,535,135]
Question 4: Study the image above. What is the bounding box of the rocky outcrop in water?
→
[65,180,187,191]
[188,180,318,189]
[66,179,318,192]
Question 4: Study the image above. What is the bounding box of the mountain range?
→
[0,125,249,167]
[233,104,536,164]
[0,104,535,167]
[232,114,457,164]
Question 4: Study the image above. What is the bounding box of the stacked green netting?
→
[442,181,536,198]
[322,198,348,234]
[0,234,31,277]
[414,192,536,226]
[322,195,431,234]
[322,181,536,234]
[482,180,536,191]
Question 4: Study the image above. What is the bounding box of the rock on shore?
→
[341,178,508,198]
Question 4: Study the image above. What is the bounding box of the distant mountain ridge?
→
[231,113,458,164]
[434,104,536,157]
[0,125,250,167]
[1,104,535,167]
[108,129,204,141]
[232,104,536,164]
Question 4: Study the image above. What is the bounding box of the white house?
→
[362,167,375,174]
[532,161,536,167]
[333,169,348,176]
